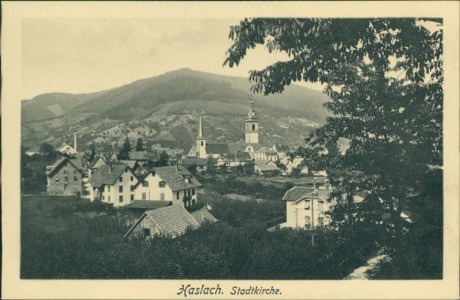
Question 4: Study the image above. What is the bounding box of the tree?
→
[135,138,144,151]
[225,19,443,253]
[154,150,169,167]
[39,143,58,161]
[117,137,132,160]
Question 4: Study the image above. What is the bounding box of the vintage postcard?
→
[1,1,459,299]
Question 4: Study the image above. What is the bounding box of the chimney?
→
[74,132,78,154]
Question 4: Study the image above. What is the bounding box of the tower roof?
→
[198,115,204,138]
[246,100,258,121]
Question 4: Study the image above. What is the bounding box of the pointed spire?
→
[198,115,203,138]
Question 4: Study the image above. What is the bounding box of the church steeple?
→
[245,100,259,144]
[196,115,207,158]
[198,115,203,138]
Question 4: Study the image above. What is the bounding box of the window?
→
[130,194,134,201]
[108,186,111,192]
[252,124,255,131]
[102,196,105,200]
[74,169,77,174]
[108,196,111,202]
[160,193,165,200]
[64,170,68,174]
[142,181,149,187]
[305,200,311,210]
[159,181,166,188]
[55,177,59,182]
[125,169,128,173]
[64,184,68,191]
[201,141,204,146]
[119,195,123,202]
[143,228,151,237]
[130,185,135,192]
[64,177,68,182]
[73,176,78,181]
[119,177,122,182]
[119,186,123,193]
[176,191,180,200]
[130,176,134,181]
[142,192,146,200]
[192,188,195,195]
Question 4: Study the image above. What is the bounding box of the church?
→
[184,101,288,172]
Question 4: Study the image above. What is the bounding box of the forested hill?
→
[22,68,330,123]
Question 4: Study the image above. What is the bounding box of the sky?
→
[21,18,324,100]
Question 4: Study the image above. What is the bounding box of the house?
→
[46,157,83,195]
[281,186,332,229]
[254,147,278,161]
[254,160,280,176]
[133,166,202,207]
[180,157,208,172]
[124,205,216,239]
[89,163,138,207]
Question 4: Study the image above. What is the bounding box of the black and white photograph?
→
[2,1,459,299]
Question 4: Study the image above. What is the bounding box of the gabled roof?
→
[125,205,200,238]
[89,163,131,188]
[89,154,109,169]
[153,166,202,191]
[181,157,208,167]
[119,160,139,169]
[206,143,231,155]
[125,200,172,210]
[190,208,218,226]
[46,157,82,177]
[254,159,271,165]
[282,186,331,202]
[255,164,280,172]
[282,186,315,201]
[235,151,252,161]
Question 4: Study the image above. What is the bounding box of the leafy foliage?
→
[21,196,375,279]
[225,18,443,278]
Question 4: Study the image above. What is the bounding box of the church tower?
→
[196,115,207,158]
[245,100,259,144]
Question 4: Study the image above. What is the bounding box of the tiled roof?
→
[125,200,172,209]
[119,160,138,169]
[235,151,252,161]
[145,205,200,238]
[181,157,208,167]
[282,186,331,202]
[190,208,218,226]
[89,163,129,188]
[89,154,109,168]
[46,157,82,177]
[255,164,280,172]
[282,186,315,201]
[206,143,231,155]
[254,159,271,165]
[154,166,202,191]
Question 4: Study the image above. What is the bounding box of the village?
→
[23,100,336,241]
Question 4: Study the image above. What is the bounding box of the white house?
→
[133,166,202,207]
[281,186,332,228]
[89,163,138,207]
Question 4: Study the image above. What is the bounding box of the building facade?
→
[46,157,83,195]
